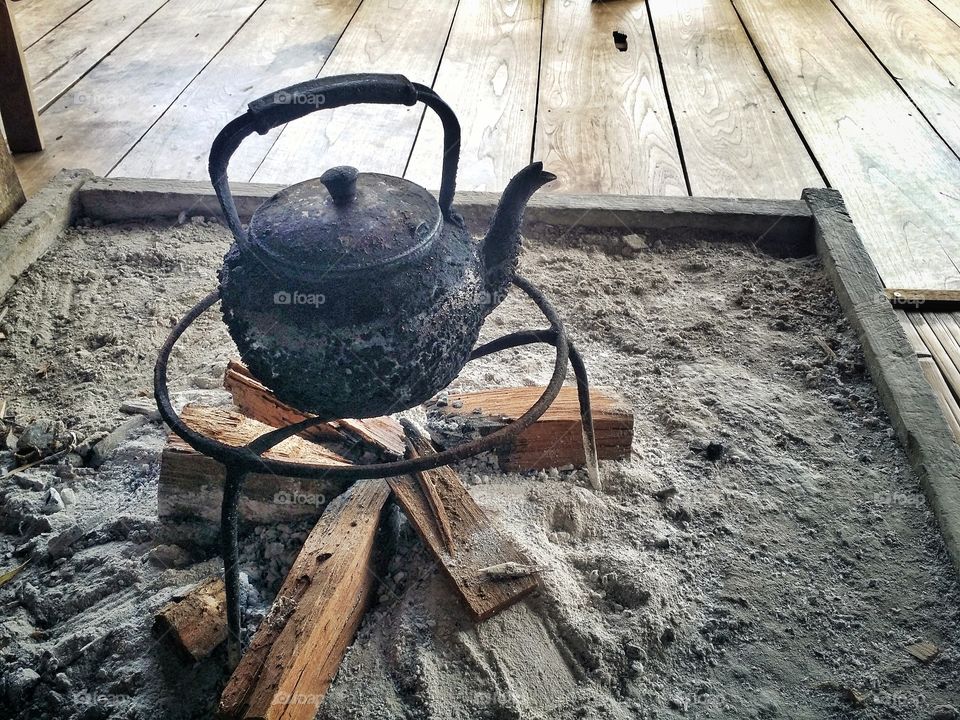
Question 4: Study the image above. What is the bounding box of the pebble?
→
[59,487,77,506]
[42,487,65,514]
[622,233,648,251]
[146,544,191,569]
[18,419,69,456]
[932,706,960,720]
[5,667,41,704]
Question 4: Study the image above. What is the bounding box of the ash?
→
[0,219,957,720]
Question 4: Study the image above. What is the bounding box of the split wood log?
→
[218,479,391,720]
[153,576,226,662]
[387,424,539,621]
[223,360,406,458]
[425,386,633,472]
[158,405,351,527]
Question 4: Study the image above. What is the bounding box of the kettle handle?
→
[208,74,462,244]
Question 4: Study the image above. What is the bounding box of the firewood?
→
[425,386,633,472]
[387,427,538,621]
[153,576,227,662]
[223,360,406,458]
[218,479,391,720]
[158,405,351,527]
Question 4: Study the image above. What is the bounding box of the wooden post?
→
[0,134,24,225]
[0,0,43,153]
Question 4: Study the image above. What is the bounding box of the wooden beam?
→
[223,360,406,459]
[0,0,43,153]
[0,134,25,225]
[218,479,391,720]
[153,576,227,662]
[387,426,539,621]
[426,386,633,472]
[158,405,352,527]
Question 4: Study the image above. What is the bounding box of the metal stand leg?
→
[221,465,245,669]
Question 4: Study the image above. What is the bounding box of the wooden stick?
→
[223,360,406,458]
[387,432,539,621]
[885,288,960,312]
[218,479,391,720]
[153,576,227,662]
[402,422,455,555]
[425,386,633,472]
[0,134,24,226]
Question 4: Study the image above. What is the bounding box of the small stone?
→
[668,696,688,712]
[654,536,670,550]
[17,419,69,456]
[42,487,65,514]
[146,544,191,569]
[59,487,77,506]
[6,667,41,704]
[52,673,71,692]
[622,233,648,251]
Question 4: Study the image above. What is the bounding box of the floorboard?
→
[13,0,90,48]
[25,0,169,112]
[12,0,264,195]
[733,0,960,288]
[252,0,459,184]
[404,0,543,194]
[113,0,360,182]
[648,0,821,199]
[930,0,960,26]
[535,0,686,196]
[834,0,960,158]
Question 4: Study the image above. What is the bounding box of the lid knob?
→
[320,166,359,206]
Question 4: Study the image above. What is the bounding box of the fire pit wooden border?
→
[2,171,958,578]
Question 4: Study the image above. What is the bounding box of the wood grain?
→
[0,0,43,152]
[253,0,459,184]
[404,0,542,192]
[930,0,960,26]
[834,0,960,157]
[885,288,960,311]
[12,0,91,48]
[647,0,821,198]
[218,479,390,720]
[24,0,168,112]
[387,431,538,621]
[733,0,960,288]
[114,0,360,181]
[12,0,263,194]
[535,0,686,195]
[426,386,634,472]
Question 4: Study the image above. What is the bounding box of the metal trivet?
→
[154,275,597,665]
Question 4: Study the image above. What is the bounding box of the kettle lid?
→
[246,166,441,280]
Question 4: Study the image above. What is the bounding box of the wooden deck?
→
[7,0,960,291]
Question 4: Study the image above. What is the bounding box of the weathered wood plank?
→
[535,0,686,195]
[735,0,960,288]
[218,479,391,720]
[12,0,263,194]
[75,177,813,256]
[804,187,960,577]
[114,0,361,181]
[387,426,538,621]
[885,288,960,312]
[153,576,227,663]
[12,0,91,48]
[0,0,43,152]
[0,135,25,225]
[25,0,167,111]
[930,0,960,27]
[426,386,634,472]
[404,0,542,192]
[647,0,822,198]
[834,0,960,157]
[0,168,88,301]
[252,0,459,184]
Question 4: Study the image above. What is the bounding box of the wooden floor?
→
[7,0,960,292]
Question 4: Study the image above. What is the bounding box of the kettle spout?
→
[482,162,556,300]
